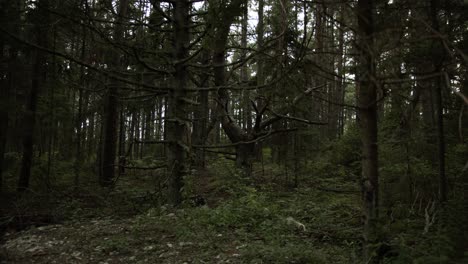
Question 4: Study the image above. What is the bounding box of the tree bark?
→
[192,50,210,168]
[336,4,345,136]
[0,0,15,192]
[271,0,289,164]
[100,0,129,187]
[255,0,265,161]
[18,0,48,192]
[118,109,126,176]
[241,1,251,132]
[74,18,87,188]
[210,0,252,174]
[356,0,379,262]
[430,0,447,203]
[0,33,8,193]
[166,0,191,206]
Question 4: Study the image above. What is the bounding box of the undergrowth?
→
[1,146,467,263]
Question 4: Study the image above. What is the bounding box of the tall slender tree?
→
[166,0,191,205]
[356,0,379,261]
[430,0,447,203]
[100,0,129,187]
[18,0,49,192]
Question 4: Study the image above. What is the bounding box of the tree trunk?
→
[74,21,87,188]
[420,79,435,129]
[255,0,265,161]
[0,0,24,194]
[143,107,153,155]
[118,109,126,176]
[241,1,251,132]
[166,0,191,206]
[87,105,95,160]
[192,51,210,168]
[0,29,8,192]
[129,110,137,158]
[235,143,255,176]
[271,0,288,164]
[0,87,8,192]
[430,0,447,203]
[18,0,48,192]
[100,0,129,187]
[336,4,345,136]
[356,0,379,262]
[210,0,249,173]
[158,97,164,141]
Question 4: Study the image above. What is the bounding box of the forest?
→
[0,0,467,263]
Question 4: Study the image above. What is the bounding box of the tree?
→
[166,0,191,206]
[100,0,130,187]
[18,0,49,192]
[355,0,379,262]
[0,0,18,192]
[209,0,252,174]
[429,0,447,203]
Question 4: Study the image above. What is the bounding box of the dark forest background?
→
[0,0,467,263]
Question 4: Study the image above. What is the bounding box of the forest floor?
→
[0,163,364,263]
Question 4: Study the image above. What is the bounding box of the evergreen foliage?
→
[0,0,467,262]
